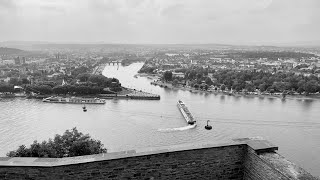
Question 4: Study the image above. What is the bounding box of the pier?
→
[99,88,160,100]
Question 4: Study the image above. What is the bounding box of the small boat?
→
[205,120,212,130]
[82,105,87,112]
[43,96,106,104]
[177,100,196,125]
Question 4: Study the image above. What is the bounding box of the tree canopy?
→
[210,69,320,93]
[163,71,173,81]
[7,127,107,158]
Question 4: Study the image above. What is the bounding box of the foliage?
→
[7,127,107,158]
[0,84,14,93]
[211,69,320,93]
[229,51,316,59]
[172,79,179,86]
[77,73,91,82]
[163,71,173,81]
[204,77,213,86]
[220,84,226,91]
[138,66,156,74]
[23,73,121,95]
[9,78,22,85]
[71,66,90,77]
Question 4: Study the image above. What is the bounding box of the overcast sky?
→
[0,0,319,45]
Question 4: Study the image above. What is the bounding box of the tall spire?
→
[62,79,67,86]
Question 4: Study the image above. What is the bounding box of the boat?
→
[177,100,196,125]
[42,96,106,104]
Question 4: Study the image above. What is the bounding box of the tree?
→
[9,77,21,85]
[297,87,304,94]
[37,85,53,94]
[53,85,67,95]
[77,73,91,82]
[220,84,226,91]
[72,67,89,77]
[88,75,106,86]
[172,79,179,86]
[258,83,267,92]
[245,84,255,92]
[186,70,197,80]
[204,84,209,91]
[304,80,318,94]
[0,84,14,93]
[7,127,107,158]
[163,71,173,81]
[205,77,213,86]
[21,78,30,84]
[196,73,203,79]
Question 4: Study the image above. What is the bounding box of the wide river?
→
[0,63,319,176]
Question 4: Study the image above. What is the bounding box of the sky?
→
[0,0,319,45]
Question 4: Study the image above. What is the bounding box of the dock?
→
[99,88,160,100]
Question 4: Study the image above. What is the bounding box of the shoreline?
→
[0,87,160,100]
[150,80,320,101]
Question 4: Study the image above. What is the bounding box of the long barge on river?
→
[177,100,196,125]
[42,96,106,104]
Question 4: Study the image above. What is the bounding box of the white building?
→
[172,72,185,78]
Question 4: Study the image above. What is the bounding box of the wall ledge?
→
[0,138,279,168]
[0,140,246,167]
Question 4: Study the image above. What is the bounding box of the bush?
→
[7,127,107,158]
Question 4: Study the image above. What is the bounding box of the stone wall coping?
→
[0,139,275,167]
[233,138,278,154]
[258,151,318,180]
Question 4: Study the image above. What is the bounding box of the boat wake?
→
[157,124,196,132]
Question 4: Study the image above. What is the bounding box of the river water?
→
[0,63,319,176]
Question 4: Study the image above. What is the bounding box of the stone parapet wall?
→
[0,140,318,180]
[244,147,317,180]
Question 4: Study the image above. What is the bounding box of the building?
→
[172,72,185,78]
[14,57,20,64]
[14,57,26,65]
[21,57,26,64]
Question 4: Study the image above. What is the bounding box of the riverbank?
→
[0,87,160,100]
[136,73,160,79]
[92,64,106,75]
[150,80,320,100]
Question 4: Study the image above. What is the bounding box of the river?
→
[0,63,319,176]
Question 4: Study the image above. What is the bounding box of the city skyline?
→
[0,0,320,45]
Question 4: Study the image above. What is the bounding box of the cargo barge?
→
[177,100,196,125]
[43,96,106,104]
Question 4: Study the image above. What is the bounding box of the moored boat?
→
[177,100,196,125]
[42,96,106,104]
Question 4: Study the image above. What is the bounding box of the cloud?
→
[0,0,319,44]
[0,0,16,9]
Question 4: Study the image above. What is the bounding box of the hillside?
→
[0,47,25,55]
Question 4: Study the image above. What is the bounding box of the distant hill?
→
[0,47,25,55]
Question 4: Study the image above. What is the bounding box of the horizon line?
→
[1,41,320,48]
